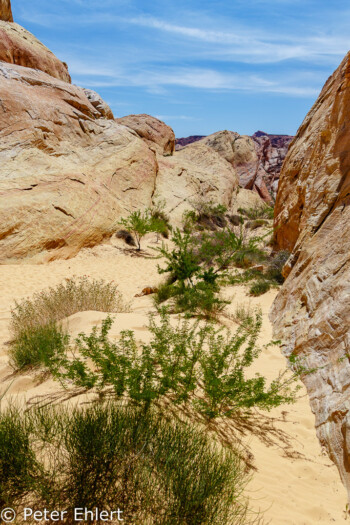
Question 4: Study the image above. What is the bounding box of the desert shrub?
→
[245,219,269,230]
[0,405,249,525]
[265,250,290,284]
[182,199,228,232]
[115,229,136,246]
[150,199,171,240]
[119,208,168,250]
[155,228,268,317]
[10,277,128,340]
[0,409,40,508]
[249,281,271,296]
[238,204,274,220]
[9,323,69,370]
[231,303,256,325]
[153,280,177,305]
[52,309,298,419]
[174,282,229,319]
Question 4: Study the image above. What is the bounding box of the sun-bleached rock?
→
[0,0,12,22]
[154,140,239,225]
[0,20,71,82]
[271,51,350,501]
[0,62,157,262]
[116,114,175,156]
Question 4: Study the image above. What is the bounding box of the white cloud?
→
[72,64,319,97]
[123,15,350,64]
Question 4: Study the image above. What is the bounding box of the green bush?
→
[9,323,69,370]
[52,309,298,419]
[249,281,271,296]
[119,208,169,250]
[10,276,128,340]
[155,227,267,317]
[238,204,274,220]
[0,409,40,508]
[0,405,249,524]
[173,282,229,319]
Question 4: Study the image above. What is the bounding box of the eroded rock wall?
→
[271,51,350,500]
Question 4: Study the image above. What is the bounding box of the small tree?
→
[119,209,166,251]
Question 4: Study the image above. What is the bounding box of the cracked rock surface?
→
[271,51,350,501]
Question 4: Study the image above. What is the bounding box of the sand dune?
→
[0,239,347,523]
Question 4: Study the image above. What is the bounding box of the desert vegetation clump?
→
[183,199,228,232]
[10,276,128,340]
[154,226,267,317]
[51,308,298,420]
[9,277,129,370]
[0,404,251,524]
[9,323,69,370]
[238,204,274,221]
[119,207,170,250]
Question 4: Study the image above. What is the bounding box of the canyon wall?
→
[176,131,292,200]
[271,51,350,500]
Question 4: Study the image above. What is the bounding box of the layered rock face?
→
[252,131,293,197]
[176,130,293,201]
[199,131,273,202]
[0,63,157,262]
[116,114,175,156]
[0,0,12,22]
[271,52,350,500]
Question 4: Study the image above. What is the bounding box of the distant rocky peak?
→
[0,0,13,22]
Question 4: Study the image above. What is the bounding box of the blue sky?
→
[13,0,350,137]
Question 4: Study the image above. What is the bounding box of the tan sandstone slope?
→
[271,51,350,500]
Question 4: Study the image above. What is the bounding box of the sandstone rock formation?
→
[0,0,12,22]
[271,51,350,501]
[0,62,157,262]
[252,131,293,197]
[0,2,264,262]
[0,21,71,82]
[199,131,272,202]
[116,114,175,156]
[155,140,240,225]
[176,131,293,200]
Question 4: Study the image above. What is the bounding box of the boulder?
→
[271,51,350,501]
[116,114,175,156]
[154,140,239,225]
[0,62,157,262]
[0,20,71,82]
